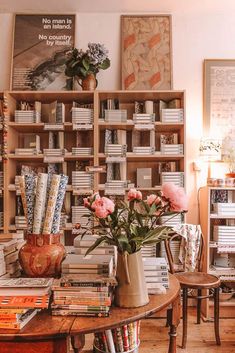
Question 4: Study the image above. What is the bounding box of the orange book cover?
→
[0,295,49,308]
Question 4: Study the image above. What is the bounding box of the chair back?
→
[164,224,204,274]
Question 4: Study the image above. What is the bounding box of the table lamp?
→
[199,137,222,180]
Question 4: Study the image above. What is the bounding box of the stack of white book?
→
[72,107,93,128]
[104,109,127,122]
[141,245,156,257]
[15,216,27,229]
[14,110,41,123]
[72,206,93,230]
[74,234,115,256]
[143,257,169,292]
[15,148,40,156]
[72,171,94,189]
[161,144,183,155]
[160,109,184,123]
[0,233,25,278]
[43,148,65,156]
[160,214,182,227]
[161,172,184,187]
[213,203,235,216]
[133,146,155,155]
[133,113,155,129]
[60,213,69,229]
[213,226,235,245]
[105,180,127,195]
[72,147,93,156]
[61,254,114,276]
[105,144,127,157]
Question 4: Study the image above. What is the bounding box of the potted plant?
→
[82,183,188,308]
[65,43,110,90]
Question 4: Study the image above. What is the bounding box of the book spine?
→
[122,325,130,352]
[53,298,111,306]
[116,327,124,352]
[0,322,20,329]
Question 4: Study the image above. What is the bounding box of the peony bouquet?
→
[82,183,188,255]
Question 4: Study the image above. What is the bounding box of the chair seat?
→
[174,272,220,289]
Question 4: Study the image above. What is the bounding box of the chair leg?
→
[182,288,188,349]
[214,287,221,345]
[197,289,202,324]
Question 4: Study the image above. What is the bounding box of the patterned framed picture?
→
[121,15,172,90]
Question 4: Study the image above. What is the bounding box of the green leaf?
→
[82,58,90,71]
[99,58,110,70]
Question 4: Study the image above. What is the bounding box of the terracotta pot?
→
[115,251,149,308]
[79,73,97,90]
[225,173,235,178]
[19,233,66,278]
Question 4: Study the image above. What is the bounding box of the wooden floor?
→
[83,308,235,352]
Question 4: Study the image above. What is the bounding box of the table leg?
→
[71,334,85,353]
[168,292,181,353]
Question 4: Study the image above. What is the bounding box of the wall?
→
[1,2,235,223]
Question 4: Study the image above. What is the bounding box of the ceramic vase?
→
[77,73,97,90]
[19,233,66,278]
[115,250,149,308]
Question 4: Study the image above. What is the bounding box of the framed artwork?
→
[11,14,75,91]
[121,15,172,90]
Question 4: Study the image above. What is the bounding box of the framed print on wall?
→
[121,15,172,90]
[204,59,235,138]
[11,14,75,91]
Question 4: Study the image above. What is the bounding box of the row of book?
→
[0,277,51,329]
[94,321,140,353]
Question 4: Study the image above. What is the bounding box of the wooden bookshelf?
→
[200,186,235,319]
[0,90,186,246]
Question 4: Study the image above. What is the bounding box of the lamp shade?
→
[199,137,222,161]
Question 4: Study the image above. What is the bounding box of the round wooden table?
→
[0,274,180,353]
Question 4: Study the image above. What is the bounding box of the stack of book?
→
[15,148,40,156]
[60,213,69,229]
[72,206,93,231]
[0,277,52,330]
[213,203,235,216]
[160,108,184,123]
[160,214,182,227]
[72,107,93,129]
[72,171,94,190]
[133,113,155,130]
[161,172,184,187]
[14,110,41,123]
[43,148,65,156]
[72,147,93,156]
[105,144,127,157]
[133,146,155,155]
[93,321,140,353]
[51,274,117,317]
[141,245,156,257]
[143,257,169,292]
[15,216,27,229]
[61,254,114,276]
[104,110,127,123]
[213,226,235,245]
[74,234,115,256]
[161,144,183,155]
[0,233,25,277]
[56,102,65,123]
[104,180,127,195]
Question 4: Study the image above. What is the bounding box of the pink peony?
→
[162,183,188,212]
[147,194,161,206]
[102,197,115,214]
[83,198,90,208]
[128,188,142,201]
[95,205,109,218]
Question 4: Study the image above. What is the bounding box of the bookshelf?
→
[0,90,186,246]
[200,186,235,318]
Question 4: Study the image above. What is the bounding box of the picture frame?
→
[203,59,235,138]
[121,15,172,90]
[11,14,76,91]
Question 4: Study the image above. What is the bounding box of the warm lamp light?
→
[199,137,222,179]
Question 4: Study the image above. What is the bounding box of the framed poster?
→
[11,14,75,91]
[121,15,172,90]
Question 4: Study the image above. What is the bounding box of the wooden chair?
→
[164,226,221,349]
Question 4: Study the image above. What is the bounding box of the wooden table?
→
[0,274,180,353]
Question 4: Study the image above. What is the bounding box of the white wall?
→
[1,2,235,223]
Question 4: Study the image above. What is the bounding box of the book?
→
[0,295,49,308]
[0,309,38,330]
